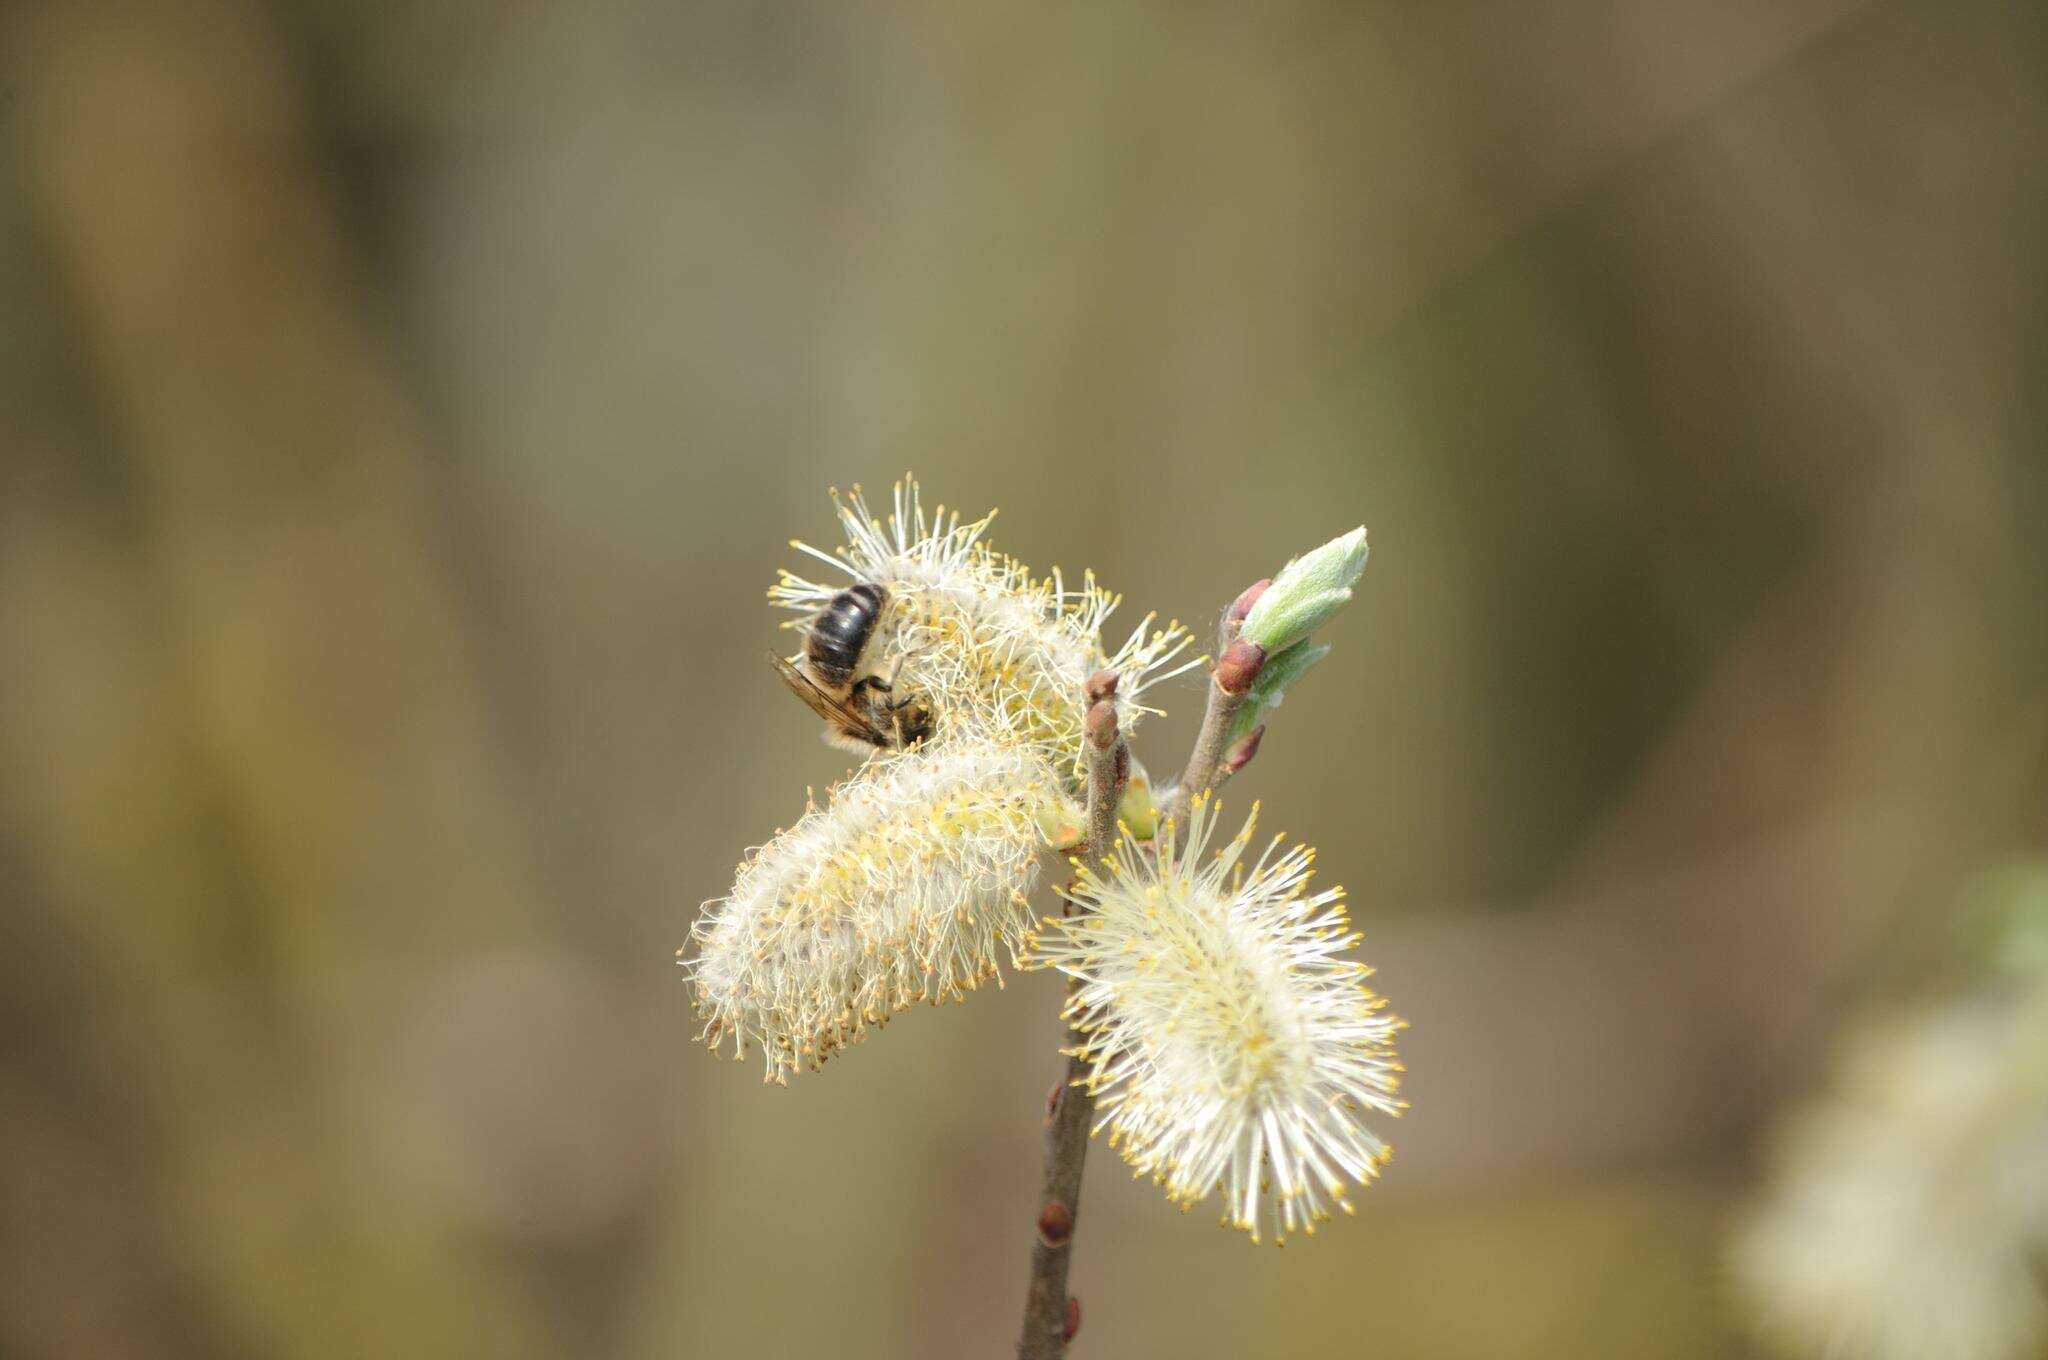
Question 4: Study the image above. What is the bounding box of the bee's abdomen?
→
[805,583,885,686]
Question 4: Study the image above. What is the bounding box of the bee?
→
[770,583,933,752]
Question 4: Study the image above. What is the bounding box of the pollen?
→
[1025,797,1407,1244]
[682,736,1060,1081]
[769,477,1198,792]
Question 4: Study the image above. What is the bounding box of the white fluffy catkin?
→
[684,736,1053,1081]
[771,478,1196,792]
[1734,995,2048,1360]
[1028,796,1406,1243]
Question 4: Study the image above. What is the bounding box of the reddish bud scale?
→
[1038,1200,1074,1247]
[1064,1297,1082,1343]
[1213,639,1266,696]
[1224,578,1272,629]
[1084,699,1119,750]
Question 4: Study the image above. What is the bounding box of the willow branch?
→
[1163,580,1271,836]
[1015,669,1126,1359]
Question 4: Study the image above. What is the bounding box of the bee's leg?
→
[889,701,929,746]
[881,689,925,715]
[870,653,909,694]
[860,654,918,711]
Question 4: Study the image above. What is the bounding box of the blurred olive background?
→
[4,1,2046,1357]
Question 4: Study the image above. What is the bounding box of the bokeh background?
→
[4,2,2046,1357]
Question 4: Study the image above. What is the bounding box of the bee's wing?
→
[767,652,888,748]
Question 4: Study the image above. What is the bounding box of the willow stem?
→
[1164,620,1268,836]
[1015,671,1126,1358]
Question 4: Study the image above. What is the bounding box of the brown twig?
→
[1164,628,1269,837]
[1017,591,1273,1353]
[1015,670,1126,1359]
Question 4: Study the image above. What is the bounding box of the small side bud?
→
[1227,640,1330,743]
[1064,1297,1082,1343]
[1038,1200,1075,1247]
[1222,579,1272,640]
[1222,725,1265,774]
[1085,699,1119,750]
[1240,527,1367,655]
[1084,669,1120,705]
[1213,639,1266,696]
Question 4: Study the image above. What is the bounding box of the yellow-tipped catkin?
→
[771,478,1196,791]
[1027,796,1407,1244]
[684,735,1058,1081]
